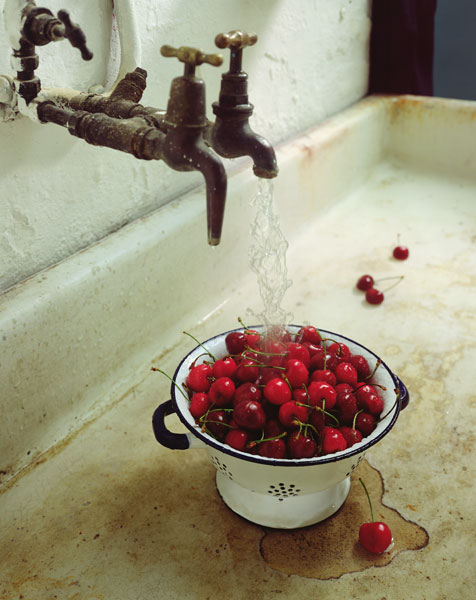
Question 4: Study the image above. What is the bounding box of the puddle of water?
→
[259,459,429,580]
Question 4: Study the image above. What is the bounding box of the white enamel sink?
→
[0,94,476,599]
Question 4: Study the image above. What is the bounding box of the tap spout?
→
[162,128,227,245]
[211,103,278,178]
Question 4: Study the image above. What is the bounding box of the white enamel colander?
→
[152,326,409,528]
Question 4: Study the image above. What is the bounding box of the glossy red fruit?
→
[365,393,384,416]
[186,363,212,392]
[356,274,374,291]
[307,381,337,410]
[335,391,358,425]
[297,325,322,345]
[208,377,235,407]
[234,358,259,382]
[309,347,327,371]
[327,342,351,361]
[264,377,292,405]
[245,329,261,349]
[264,419,285,438]
[225,428,249,452]
[258,438,287,459]
[288,430,317,458]
[365,288,384,305]
[189,392,211,419]
[233,399,266,430]
[359,521,393,554]
[335,383,354,395]
[358,477,393,553]
[233,382,261,406]
[285,359,309,388]
[278,401,309,428]
[349,354,371,379]
[285,342,311,368]
[292,387,309,404]
[205,410,229,441]
[393,245,409,260]
[335,362,358,386]
[355,412,377,436]
[339,426,363,447]
[225,331,247,355]
[355,384,378,406]
[211,356,237,379]
[322,426,347,454]
[311,369,337,386]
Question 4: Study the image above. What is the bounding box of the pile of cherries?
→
[181,324,392,460]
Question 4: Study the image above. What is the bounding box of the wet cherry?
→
[225,428,249,452]
[393,245,409,260]
[233,399,266,430]
[264,377,292,405]
[186,363,212,392]
[365,288,384,305]
[356,274,374,291]
[322,426,347,454]
[189,392,211,419]
[358,478,393,554]
[288,430,317,458]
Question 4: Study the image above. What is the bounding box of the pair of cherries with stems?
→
[357,237,409,305]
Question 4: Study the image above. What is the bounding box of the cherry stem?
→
[243,347,286,358]
[380,275,404,294]
[151,367,189,401]
[183,331,216,361]
[352,409,363,430]
[365,358,382,381]
[246,431,287,449]
[379,392,399,421]
[359,478,375,523]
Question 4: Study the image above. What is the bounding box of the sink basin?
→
[1,95,475,598]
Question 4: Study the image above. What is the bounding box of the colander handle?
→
[395,376,410,410]
[152,400,205,450]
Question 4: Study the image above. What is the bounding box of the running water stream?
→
[247,178,293,328]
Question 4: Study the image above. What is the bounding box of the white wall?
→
[0,0,371,293]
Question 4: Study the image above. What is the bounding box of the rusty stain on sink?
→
[259,460,429,580]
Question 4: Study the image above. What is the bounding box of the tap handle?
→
[161,45,223,76]
[57,9,93,61]
[215,31,258,51]
[214,30,257,74]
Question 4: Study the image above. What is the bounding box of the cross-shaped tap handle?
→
[214,31,257,73]
[161,45,223,76]
[57,9,93,61]
[215,31,258,51]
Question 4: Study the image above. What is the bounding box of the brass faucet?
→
[11,4,278,245]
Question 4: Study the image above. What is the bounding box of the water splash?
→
[247,179,293,328]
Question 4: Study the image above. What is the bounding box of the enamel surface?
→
[1,96,475,598]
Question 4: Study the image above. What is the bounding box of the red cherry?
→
[358,478,393,553]
[212,356,237,379]
[355,412,377,436]
[186,363,212,392]
[335,382,354,395]
[359,522,393,554]
[309,347,327,371]
[356,274,374,291]
[288,430,317,458]
[264,419,285,438]
[297,325,322,345]
[208,377,235,407]
[225,428,249,451]
[205,409,229,441]
[365,393,384,416]
[233,399,266,430]
[335,391,358,425]
[233,382,261,406]
[339,426,363,447]
[258,438,287,459]
[245,329,261,349]
[285,342,311,368]
[225,331,247,354]
[327,342,351,361]
[278,401,309,428]
[349,354,371,379]
[264,377,292,405]
[307,381,337,410]
[322,426,347,454]
[285,359,309,388]
[335,362,358,386]
[311,369,337,386]
[365,288,384,305]
[393,245,409,260]
[355,384,378,406]
[189,392,211,419]
[234,358,259,382]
